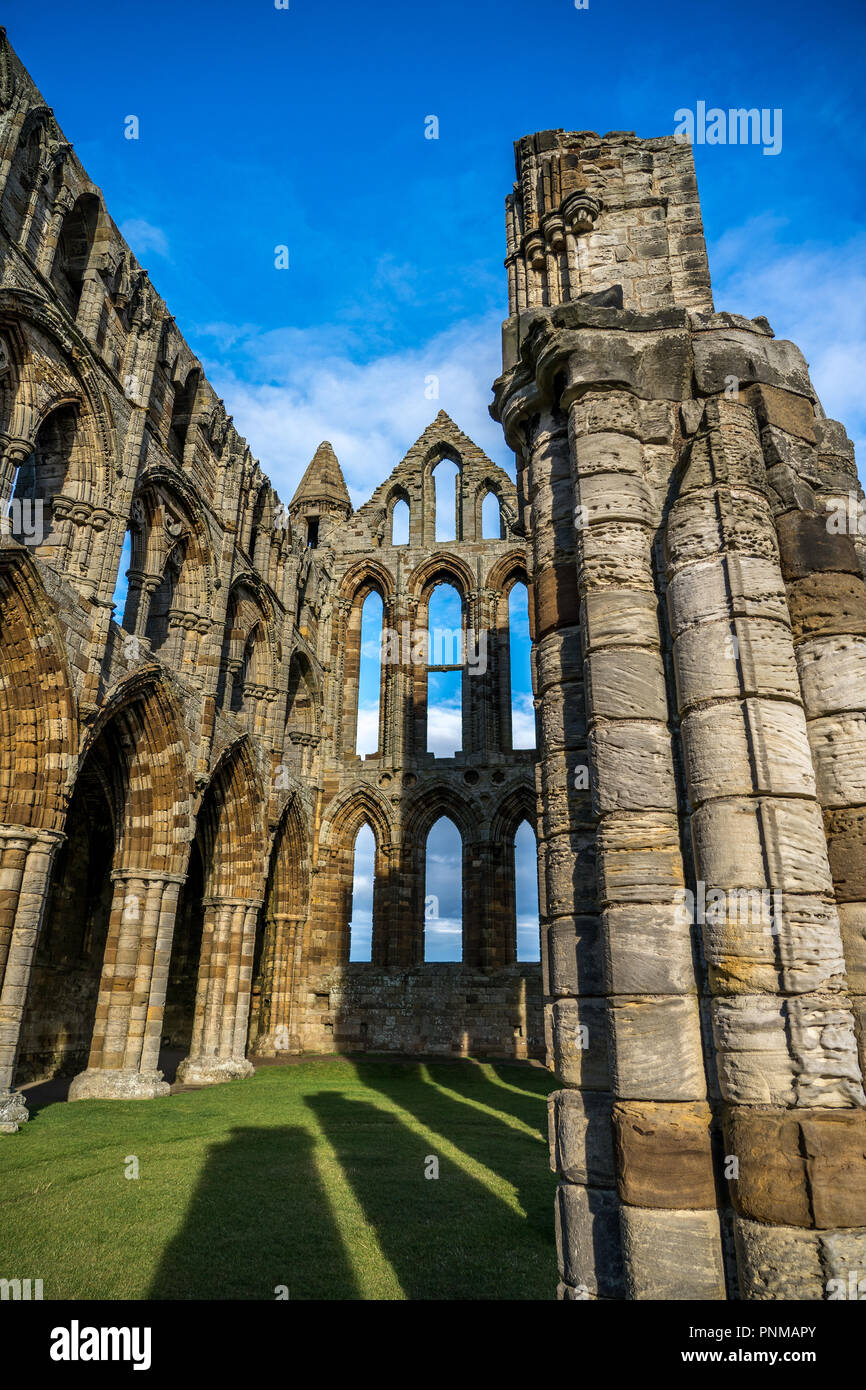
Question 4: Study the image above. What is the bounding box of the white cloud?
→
[709,220,866,474]
[119,218,170,260]
[192,312,512,508]
[426,702,462,759]
[355,703,380,758]
[511,693,536,750]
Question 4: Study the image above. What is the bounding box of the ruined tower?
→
[491,129,866,1298]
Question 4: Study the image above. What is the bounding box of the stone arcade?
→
[0,32,864,1299]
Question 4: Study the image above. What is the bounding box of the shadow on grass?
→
[352,1059,553,1226]
[306,1064,556,1299]
[148,1125,359,1300]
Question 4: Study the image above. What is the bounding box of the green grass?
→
[0,1057,559,1300]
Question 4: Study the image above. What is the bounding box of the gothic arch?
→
[122,468,216,661]
[408,551,474,606]
[319,782,394,855]
[403,783,477,849]
[193,737,267,901]
[337,556,395,606]
[0,294,117,510]
[49,192,100,320]
[248,792,310,1055]
[80,667,193,877]
[315,784,394,968]
[334,561,393,759]
[220,576,279,730]
[0,546,78,833]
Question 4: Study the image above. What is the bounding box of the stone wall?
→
[493,128,866,1300]
[0,26,542,1134]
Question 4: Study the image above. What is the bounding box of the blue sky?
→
[10,0,862,964]
[6,0,864,500]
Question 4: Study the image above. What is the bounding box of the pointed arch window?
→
[426,582,463,757]
[514,819,540,962]
[391,497,410,545]
[356,590,384,756]
[349,823,376,962]
[424,816,462,962]
[508,581,535,750]
[481,490,503,539]
[432,458,459,541]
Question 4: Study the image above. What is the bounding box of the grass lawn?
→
[0,1056,559,1300]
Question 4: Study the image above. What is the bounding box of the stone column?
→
[774,500,866,1077]
[0,826,64,1132]
[176,898,260,1085]
[69,869,186,1101]
[519,407,622,1300]
[565,390,724,1301]
[665,395,866,1299]
[249,910,304,1055]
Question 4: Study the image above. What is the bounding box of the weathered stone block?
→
[608,995,706,1101]
[548,1087,616,1185]
[619,1204,726,1299]
[555,1181,625,1297]
[613,1100,716,1209]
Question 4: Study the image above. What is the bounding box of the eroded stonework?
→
[1,32,865,1301]
[491,128,866,1299]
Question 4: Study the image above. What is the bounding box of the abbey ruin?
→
[0,28,864,1300]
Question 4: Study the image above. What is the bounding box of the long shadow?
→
[148,1125,359,1300]
[351,1058,555,1230]
[307,1076,556,1299]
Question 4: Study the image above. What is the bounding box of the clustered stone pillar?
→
[665,394,866,1295]
[249,909,304,1055]
[567,388,725,1299]
[176,898,260,1084]
[519,405,623,1299]
[774,503,866,1078]
[69,869,186,1100]
[0,825,64,1130]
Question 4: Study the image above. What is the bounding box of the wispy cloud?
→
[192,312,511,506]
[119,218,170,260]
[709,218,866,476]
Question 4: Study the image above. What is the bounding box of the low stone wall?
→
[293,964,543,1058]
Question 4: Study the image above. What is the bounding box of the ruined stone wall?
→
[293,413,542,1057]
[493,127,866,1300]
[0,28,540,1131]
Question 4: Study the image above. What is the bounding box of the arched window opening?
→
[1,123,43,247]
[424,816,462,962]
[482,490,503,539]
[426,582,463,757]
[144,536,187,654]
[356,590,384,756]
[9,404,79,559]
[514,819,540,962]
[349,823,375,962]
[391,497,410,545]
[168,370,200,462]
[508,581,535,750]
[111,528,133,621]
[306,516,319,548]
[50,193,99,319]
[231,625,260,713]
[432,458,459,541]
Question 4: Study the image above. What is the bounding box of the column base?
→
[0,1090,29,1133]
[175,1056,256,1086]
[249,1032,302,1058]
[67,1068,170,1101]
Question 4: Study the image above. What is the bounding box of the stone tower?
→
[289,441,352,550]
[492,128,866,1298]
